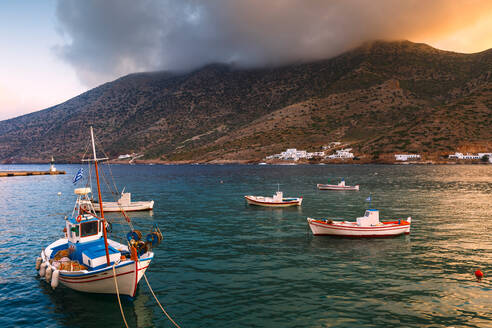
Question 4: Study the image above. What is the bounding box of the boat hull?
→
[40,239,154,297]
[245,196,302,207]
[92,200,154,212]
[307,218,410,237]
[317,184,359,191]
[57,256,152,296]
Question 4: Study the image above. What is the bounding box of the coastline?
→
[2,159,490,166]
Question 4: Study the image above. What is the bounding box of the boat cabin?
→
[272,191,283,202]
[65,215,121,270]
[356,209,380,227]
[62,188,121,270]
[117,192,131,205]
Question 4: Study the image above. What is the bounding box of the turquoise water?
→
[0,164,491,327]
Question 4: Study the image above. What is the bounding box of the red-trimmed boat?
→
[307,209,411,237]
[245,191,302,207]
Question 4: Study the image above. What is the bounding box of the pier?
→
[0,171,66,177]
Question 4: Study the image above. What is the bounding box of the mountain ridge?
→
[1,40,491,163]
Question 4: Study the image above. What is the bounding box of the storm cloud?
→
[55,0,492,87]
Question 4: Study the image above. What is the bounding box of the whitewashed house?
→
[266,148,325,161]
[395,154,421,161]
[326,148,354,159]
[448,152,481,160]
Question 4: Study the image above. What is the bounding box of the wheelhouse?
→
[63,188,121,270]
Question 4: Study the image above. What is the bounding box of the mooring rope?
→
[113,264,130,328]
[143,273,182,328]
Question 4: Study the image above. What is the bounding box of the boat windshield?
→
[81,221,99,237]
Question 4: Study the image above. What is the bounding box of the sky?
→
[0,0,491,121]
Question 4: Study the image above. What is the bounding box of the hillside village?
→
[262,143,492,164]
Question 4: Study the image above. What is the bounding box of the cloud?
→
[54,0,492,87]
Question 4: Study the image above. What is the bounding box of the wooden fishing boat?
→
[317,179,359,191]
[245,191,302,207]
[36,127,162,297]
[86,191,154,212]
[307,209,411,237]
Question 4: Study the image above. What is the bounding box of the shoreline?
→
[1,159,491,166]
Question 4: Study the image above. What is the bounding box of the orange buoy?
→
[475,269,484,280]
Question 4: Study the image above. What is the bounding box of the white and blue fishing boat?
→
[36,127,162,297]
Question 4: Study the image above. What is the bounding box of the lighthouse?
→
[49,156,57,173]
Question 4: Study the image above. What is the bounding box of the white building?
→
[118,154,132,160]
[395,154,421,161]
[326,148,354,159]
[266,148,325,161]
[448,152,481,160]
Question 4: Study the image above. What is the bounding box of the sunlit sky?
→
[0,0,491,121]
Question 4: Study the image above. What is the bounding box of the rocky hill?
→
[0,40,491,163]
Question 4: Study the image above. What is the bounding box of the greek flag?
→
[72,168,84,184]
[365,195,371,202]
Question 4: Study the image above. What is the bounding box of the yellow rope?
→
[113,264,130,328]
[143,273,182,328]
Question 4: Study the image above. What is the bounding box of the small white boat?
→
[307,209,411,237]
[317,179,359,191]
[245,191,302,207]
[88,191,154,212]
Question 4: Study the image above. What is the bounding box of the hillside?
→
[0,40,491,163]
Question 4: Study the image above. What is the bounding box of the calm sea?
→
[0,164,491,328]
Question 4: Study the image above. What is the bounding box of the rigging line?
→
[82,138,94,195]
[97,140,121,201]
[143,273,182,328]
[97,159,134,229]
[113,264,130,328]
[100,168,133,227]
[93,135,135,230]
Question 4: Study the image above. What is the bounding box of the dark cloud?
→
[55,0,492,86]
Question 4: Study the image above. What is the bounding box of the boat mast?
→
[90,126,111,266]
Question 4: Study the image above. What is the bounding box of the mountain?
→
[0,40,491,163]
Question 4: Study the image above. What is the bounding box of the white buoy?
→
[39,262,47,277]
[35,257,42,270]
[51,270,59,289]
[57,192,62,196]
[45,266,53,282]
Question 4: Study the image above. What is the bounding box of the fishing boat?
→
[245,190,302,207]
[85,189,154,212]
[307,209,411,237]
[35,127,162,297]
[317,179,359,191]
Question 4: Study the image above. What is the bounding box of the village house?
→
[326,148,354,159]
[394,154,421,161]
